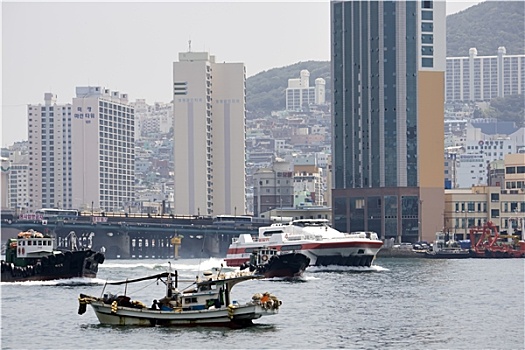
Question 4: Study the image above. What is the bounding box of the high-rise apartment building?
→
[446,47,525,102]
[173,51,246,216]
[285,70,326,111]
[71,87,135,212]
[27,93,72,211]
[331,0,446,243]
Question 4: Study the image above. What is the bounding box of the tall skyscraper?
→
[27,93,72,211]
[173,51,246,216]
[331,0,446,243]
[71,87,135,212]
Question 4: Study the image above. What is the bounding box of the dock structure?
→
[4,215,261,259]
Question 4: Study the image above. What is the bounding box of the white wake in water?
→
[0,276,104,287]
[101,258,236,273]
[306,264,389,273]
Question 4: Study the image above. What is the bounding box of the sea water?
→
[1,257,523,349]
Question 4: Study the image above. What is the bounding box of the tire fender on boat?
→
[261,254,269,262]
[111,300,118,314]
[94,253,105,264]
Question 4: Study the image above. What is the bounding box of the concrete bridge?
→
[2,220,259,259]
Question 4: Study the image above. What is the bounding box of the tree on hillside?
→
[484,94,525,127]
[447,1,525,56]
[246,61,330,117]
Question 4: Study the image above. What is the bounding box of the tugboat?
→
[0,229,105,282]
[424,231,470,259]
[240,247,310,279]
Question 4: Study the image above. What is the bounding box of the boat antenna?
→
[166,261,173,298]
[197,235,206,276]
[100,280,108,298]
[216,263,223,279]
[124,278,129,296]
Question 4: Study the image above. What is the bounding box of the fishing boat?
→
[469,222,525,258]
[240,247,310,279]
[225,219,383,268]
[424,231,470,259]
[77,265,281,328]
[0,229,104,282]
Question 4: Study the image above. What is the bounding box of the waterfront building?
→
[253,161,294,217]
[444,154,525,240]
[27,93,73,211]
[286,70,326,111]
[331,0,446,243]
[172,51,246,216]
[446,47,525,102]
[71,87,135,212]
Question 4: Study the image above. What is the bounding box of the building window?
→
[422,46,434,56]
[422,34,433,44]
[421,10,433,20]
[422,58,434,67]
[422,0,433,9]
[421,22,433,32]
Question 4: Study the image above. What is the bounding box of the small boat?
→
[1,229,104,282]
[225,219,383,268]
[78,265,282,328]
[240,247,310,279]
[424,231,470,259]
[469,222,525,258]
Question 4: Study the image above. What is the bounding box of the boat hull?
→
[470,250,525,258]
[256,253,310,278]
[87,301,277,328]
[424,251,470,259]
[0,250,104,282]
[224,243,382,267]
[227,242,382,268]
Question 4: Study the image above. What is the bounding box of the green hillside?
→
[246,61,330,118]
[446,1,525,56]
[247,1,525,116]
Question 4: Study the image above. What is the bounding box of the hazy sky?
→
[2,1,483,147]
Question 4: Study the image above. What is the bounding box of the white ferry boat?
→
[225,219,383,268]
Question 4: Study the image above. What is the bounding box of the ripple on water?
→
[1,258,523,349]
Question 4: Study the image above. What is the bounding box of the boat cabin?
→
[348,231,380,240]
[249,248,278,266]
[150,270,242,312]
[15,230,54,258]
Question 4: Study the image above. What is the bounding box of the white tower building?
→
[27,93,72,211]
[286,69,326,111]
[71,87,135,212]
[173,51,246,216]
